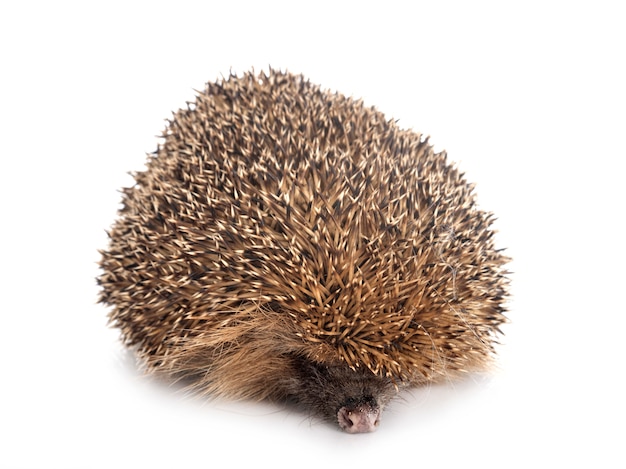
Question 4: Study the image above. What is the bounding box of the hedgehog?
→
[98,69,509,433]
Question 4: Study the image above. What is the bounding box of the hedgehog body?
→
[99,69,509,432]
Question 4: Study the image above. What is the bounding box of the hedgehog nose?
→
[337,405,380,433]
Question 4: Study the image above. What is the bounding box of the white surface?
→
[1,1,624,467]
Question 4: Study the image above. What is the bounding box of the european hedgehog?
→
[98,69,509,433]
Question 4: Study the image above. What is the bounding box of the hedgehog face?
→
[285,355,397,433]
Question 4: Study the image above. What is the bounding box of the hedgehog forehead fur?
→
[99,69,509,418]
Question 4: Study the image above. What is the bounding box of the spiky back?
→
[99,69,509,385]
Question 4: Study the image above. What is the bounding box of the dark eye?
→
[344,397,357,408]
[363,395,376,408]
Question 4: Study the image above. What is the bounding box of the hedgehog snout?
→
[337,398,381,433]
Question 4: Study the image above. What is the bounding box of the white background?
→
[1,1,624,467]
